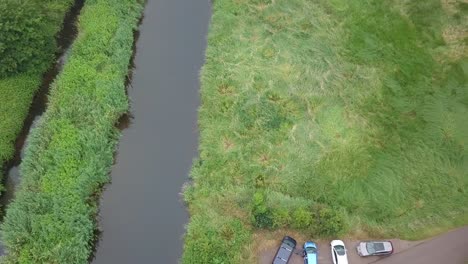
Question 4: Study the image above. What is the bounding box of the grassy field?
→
[183,0,468,263]
[0,0,74,190]
[0,0,143,262]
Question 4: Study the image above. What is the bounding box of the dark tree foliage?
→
[0,0,72,77]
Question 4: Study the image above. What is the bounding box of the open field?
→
[184,0,468,263]
[0,0,143,262]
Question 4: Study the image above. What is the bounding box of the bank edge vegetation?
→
[183,0,468,263]
[0,0,143,263]
[0,0,74,188]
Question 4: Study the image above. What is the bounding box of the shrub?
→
[315,207,346,237]
[252,191,273,228]
[291,207,313,230]
[272,207,291,228]
[0,0,74,77]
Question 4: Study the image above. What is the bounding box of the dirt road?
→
[260,227,468,264]
[372,227,468,264]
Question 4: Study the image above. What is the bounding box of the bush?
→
[315,207,346,237]
[291,207,313,230]
[252,191,273,228]
[0,0,73,77]
[0,0,143,262]
[272,207,291,228]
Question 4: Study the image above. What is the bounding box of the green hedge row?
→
[0,0,74,182]
[0,0,74,77]
[0,0,143,263]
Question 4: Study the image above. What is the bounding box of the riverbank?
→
[184,0,467,262]
[0,0,143,262]
[91,0,211,263]
[0,0,75,205]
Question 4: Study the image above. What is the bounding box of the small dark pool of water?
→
[91,0,211,263]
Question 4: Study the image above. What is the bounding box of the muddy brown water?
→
[91,1,211,263]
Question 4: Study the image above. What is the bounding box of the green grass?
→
[0,0,143,263]
[0,75,41,163]
[183,0,468,262]
[0,0,74,189]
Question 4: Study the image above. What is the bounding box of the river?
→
[91,1,211,263]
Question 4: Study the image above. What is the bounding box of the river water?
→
[92,1,211,263]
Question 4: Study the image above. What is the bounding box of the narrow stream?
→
[92,1,211,263]
[0,0,84,255]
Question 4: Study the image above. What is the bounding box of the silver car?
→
[356,241,393,256]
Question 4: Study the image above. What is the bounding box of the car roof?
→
[364,241,393,252]
[305,252,318,264]
[273,239,295,264]
[283,236,297,246]
[331,240,345,246]
[376,241,393,252]
[332,241,348,261]
[273,236,297,264]
[304,241,317,248]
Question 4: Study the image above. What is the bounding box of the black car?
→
[272,236,297,264]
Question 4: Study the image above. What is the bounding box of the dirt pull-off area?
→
[259,227,468,264]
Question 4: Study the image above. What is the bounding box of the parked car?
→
[330,240,348,264]
[356,241,393,256]
[272,236,297,264]
[303,241,318,264]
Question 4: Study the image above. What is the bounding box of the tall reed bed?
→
[1,0,143,263]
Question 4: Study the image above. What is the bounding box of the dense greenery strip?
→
[0,0,143,263]
[0,0,74,185]
[0,0,75,77]
[183,0,467,262]
[0,75,40,163]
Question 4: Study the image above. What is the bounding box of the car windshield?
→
[334,245,345,256]
[306,246,317,254]
[366,243,376,254]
